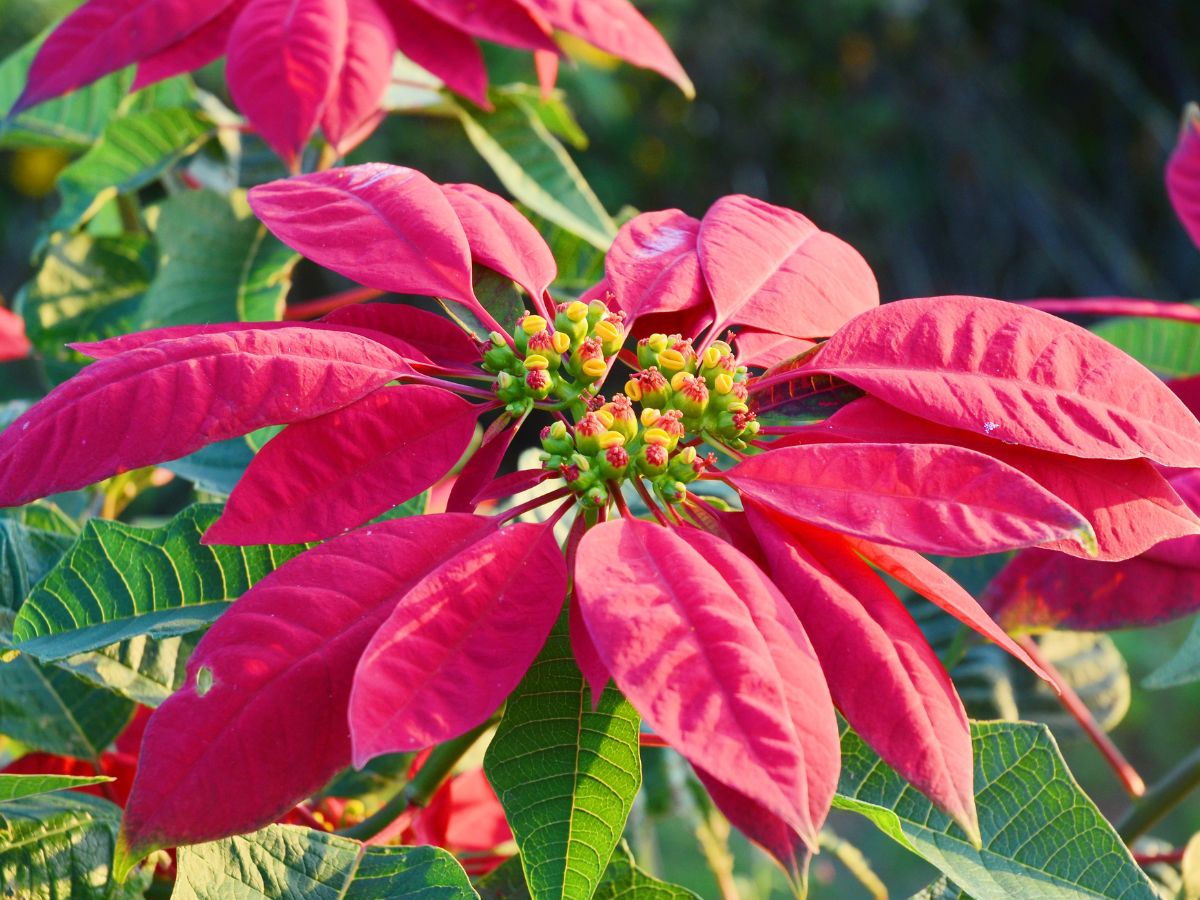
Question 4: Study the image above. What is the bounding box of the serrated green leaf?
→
[0,520,73,612]
[13,504,309,660]
[0,791,151,898]
[592,843,699,900]
[0,33,133,150]
[0,622,135,759]
[0,773,113,803]
[140,189,299,327]
[59,631,199,707]
[1092,312,1200,378]
[48,107,215,234]
[16,232,155,383]
[455,95,616,250]
[1146,613,1200,688]
[834,720,1155,899]
[485,612,641,900]
[173,824,479,898]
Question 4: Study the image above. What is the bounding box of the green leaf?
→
[440,267,527,340]
[0,519,73,611]
[16,232,155,383]
[0,773,113,803]
[140,189,299,327]
[910,877,971,899]
[485,612,641,900]
[834,720,1155,899]
[592,843,700,899]
[455,95,616,250]
[173,824,479,898]
[48,107,215,234]
[1145,615,1200,689]
[0,624,135,759]
[0,33,133,150]
[13,504,310,660]
[0,792,151,898]
[1092,312,1200,378]
[497,86,588,150]
[59,631,200,707]
[475,856,532,899]
[164,437,257,497]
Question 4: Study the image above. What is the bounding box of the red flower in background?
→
[0,306,30,362]
[11,0,692,167]
[4,163,1200,886]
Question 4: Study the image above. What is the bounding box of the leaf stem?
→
[1117,744,1200,843]
[632,477,672,526]
[497,486,573,523]
[334,719,495,843]
[1016,636,1145,797]
[609,483,633,519]
[283,287,385,320]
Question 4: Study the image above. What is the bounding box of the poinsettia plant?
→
[5,154,1200,897]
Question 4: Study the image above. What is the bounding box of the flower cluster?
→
[4,163,1200,885]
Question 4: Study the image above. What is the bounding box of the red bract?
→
[1168,104,1200,251]
[5,164,1193,878]
[0,306,31,361]
[12,0,691,167]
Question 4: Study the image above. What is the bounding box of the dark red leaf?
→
[406,0,555,51]
[204,386,482,545]
[120,514,498,859]
[320,303,482,371]
[247,165,477,306]
[133,2,242,90]
[0,328,409,507]
[226,0,348,168]
[697,195,879,340]
[1167,105,1200,251]
[320,0,396,156]
[527,0,693,97]
[441,182,557,300]
[799,396,1200,561]
[575,519,840,849]
[729,443,1095,557]
[806,295,1200,467]
[749,510,979,841]
[381,1,489,107]
[349,520,568,762]
[446,417,521,512]
[13,0,236,112]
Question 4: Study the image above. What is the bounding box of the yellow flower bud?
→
[624,379,643,402]
[581,358,607,379]
[565,300,589,322]
[646,333,669,352]
[657,348,686,372]
[640,408,661,427]
[524,355,550,370]
[702,346,723,370]
[521,315,548,335]
[552,331,571,354]
[598,431,626,449]
[594,408,615,429]
[595,320,621,344]
[714,373,734,395]
[643,427,672,446]
[670,370,690,392]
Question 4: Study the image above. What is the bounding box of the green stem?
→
[334,719,495,842]
[116,194,145,236]
[1117,744,1200,843]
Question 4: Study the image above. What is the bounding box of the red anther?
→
[657,409,686,439]
[575,412,607,438]
[677,374,709,404]
[577,337,604,362]
[644,444,668,468]
[606,446,630,468]
[732,382,749,401]
[527,330,555,353]
[732,410,756,431]
[526,369,551,391]
[587,394,607,412]
[635,367,669,392]
[561,463,581,483]
[539,425,552,441]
